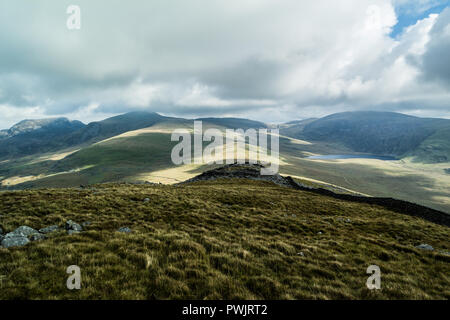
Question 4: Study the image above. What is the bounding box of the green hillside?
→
[407,127,450,163]
[0,179,448,299]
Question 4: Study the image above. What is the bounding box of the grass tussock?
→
[0,179,448,300]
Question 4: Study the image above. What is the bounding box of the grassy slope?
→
[0,180,448,300]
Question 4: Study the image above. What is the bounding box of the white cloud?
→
[0,0,448,127]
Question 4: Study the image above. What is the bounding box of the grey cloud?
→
[0,0,449,127]
[420,8,450,85]
[199,57,289,100]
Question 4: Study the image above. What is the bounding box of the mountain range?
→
[0,110,449,213]
[280,111,450,163]
[1,110,449,163]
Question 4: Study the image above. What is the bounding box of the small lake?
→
[307,154,397,161]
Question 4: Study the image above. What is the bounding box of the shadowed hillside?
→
[281,111,450,163]
[0,118,85,159]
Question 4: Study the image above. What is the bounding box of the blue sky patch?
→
[390,2,449,38]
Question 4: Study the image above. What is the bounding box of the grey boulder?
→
[39,225,59,234]
[416,244,434,251]
[118,227,132,233]
[30,233,46,241]
[39,225,59,233]
[11,226,39,237]
[65,220,83,232]
[1,236,30,248]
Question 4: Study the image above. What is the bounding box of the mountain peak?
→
[7,117,77,137]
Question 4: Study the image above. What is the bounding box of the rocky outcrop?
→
[0,226,39,248]
[180,163,309,189]
[0,220,85,248]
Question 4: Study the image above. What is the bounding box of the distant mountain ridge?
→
[0,111,269,160]
[281,111,450,163]
[0,118,85,159]
[1,110,450,163]
[0,118,84,139]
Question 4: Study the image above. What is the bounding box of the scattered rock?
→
[143,198,150,202]
[39,225,59,234]
[297,252,304,256]
[30,233,46,241]
[318,231,323,235]
[345,218,352,223]
[118,227,132,233]
[1,236,29,248]
[65,220,83,232]
[416,244,434,251]
[292,214,297,218]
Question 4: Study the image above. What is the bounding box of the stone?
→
[67,230,81,235]
[118,227,132,233]
[30,233,46,241]
[65,220,83,232]
[297,252,304,256]
[81,221,91,227]
[143,198,150,202]
[1,236,30,248]
[11,226,39,237]
[345,218,352,223]
[416,244,434,251]
[39,225,59,234]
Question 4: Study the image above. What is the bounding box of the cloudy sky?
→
[0,0,449,128]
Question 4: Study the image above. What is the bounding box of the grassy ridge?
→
[0,180,448,299]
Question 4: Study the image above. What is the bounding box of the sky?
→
[0,0,449,129]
